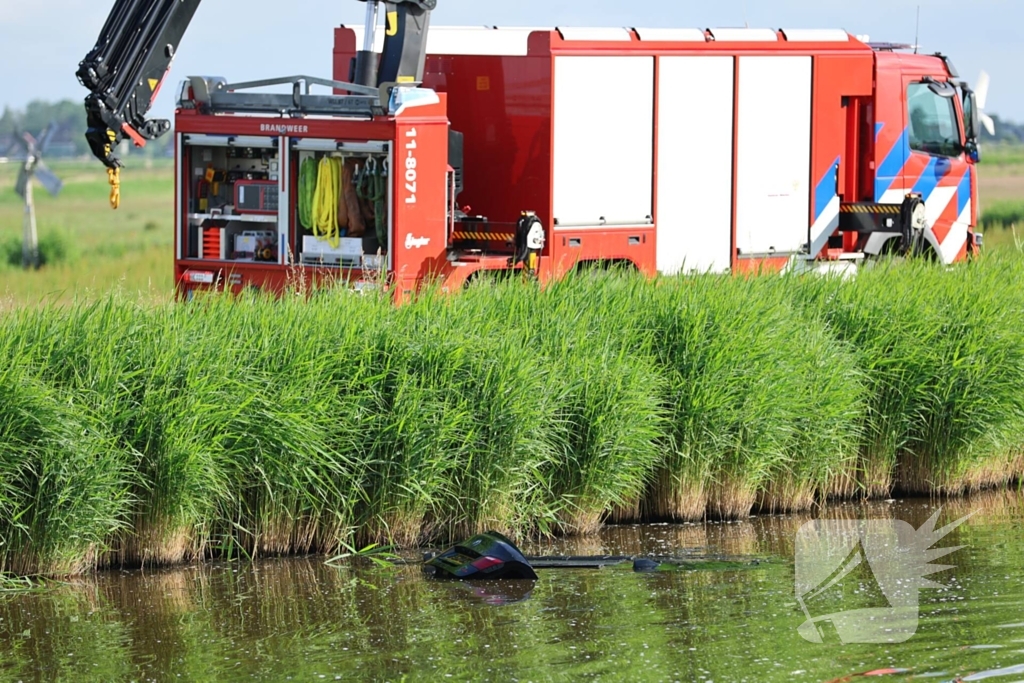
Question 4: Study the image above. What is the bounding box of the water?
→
[2,494,1023,682]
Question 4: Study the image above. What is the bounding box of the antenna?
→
[914,5,921,54]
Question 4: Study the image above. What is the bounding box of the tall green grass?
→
[793,253,1024,496]
[358,293,558,544]
[480,274,667,533]
[0,362,129,575]
[1,259,1023,576]
[644,274,864,521]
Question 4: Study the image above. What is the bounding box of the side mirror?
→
[965,138,981,163]
[962,89,981,162]
[966,90,981,140]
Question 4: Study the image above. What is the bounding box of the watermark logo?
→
[795,509,971,644]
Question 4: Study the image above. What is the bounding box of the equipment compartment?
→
[181,138,281,262]
[292,143,391,270]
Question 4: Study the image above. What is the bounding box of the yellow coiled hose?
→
[312,157,343,248]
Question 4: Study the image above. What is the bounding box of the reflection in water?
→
[0,492,1022,681]
[443,580,537,606]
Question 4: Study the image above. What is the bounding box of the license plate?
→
[187,271,215,284]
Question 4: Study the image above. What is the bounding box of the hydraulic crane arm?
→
[78,0,435,170]
[77,0,202,169]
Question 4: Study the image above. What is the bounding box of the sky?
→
[1,0,1020,121]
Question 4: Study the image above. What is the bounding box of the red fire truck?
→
[79,2,984,297]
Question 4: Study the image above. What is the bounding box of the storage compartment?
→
[190,223,279,262]
[735,56,813,256]
[180,135,393,270]
[182,138,281,262]
[293,144,391,269]
[657,56,735,274]
[552,56,655,227]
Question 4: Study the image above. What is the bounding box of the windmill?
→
[7,122,63,269]
[975,71,996,137]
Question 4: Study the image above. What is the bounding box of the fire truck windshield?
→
[908,82,963,157]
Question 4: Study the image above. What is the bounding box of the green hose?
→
[298,157,317,230]
[356,160,388,251]
[371,163,387,251]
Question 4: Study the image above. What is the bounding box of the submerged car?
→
[424,531,539,580]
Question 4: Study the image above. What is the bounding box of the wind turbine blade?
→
[981,113,996,137]
[33,162,63,197]
[975,71,990,111]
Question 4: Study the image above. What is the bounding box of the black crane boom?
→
[78,0,436,169]
[78,0,202,168]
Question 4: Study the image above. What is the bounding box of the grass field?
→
[978,144,1024,247]
[980,143,1024,175]
[0,159,174,306]
[1,147,1023,305]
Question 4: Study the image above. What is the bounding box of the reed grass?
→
[358,293,559,545]
[1,257,1023,576]
[645,274,864,521]
[0,363,129,575]
[793,253,1024,496]
[492,273,667,533]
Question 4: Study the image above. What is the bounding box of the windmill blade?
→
[2,138,19,157]
[8,128,30,154]
[14,166,29,199]
[980,113,996,137]
[33,161,64,197]
[973,71,995,137]
[38,121,60,154]
[975,71,990,110]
